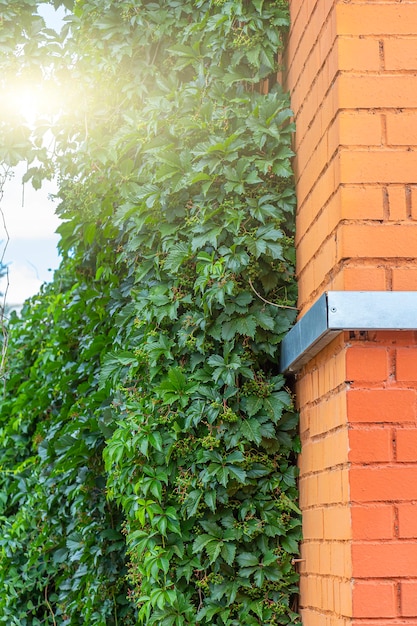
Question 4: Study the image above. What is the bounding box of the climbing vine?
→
[0,0,300,624]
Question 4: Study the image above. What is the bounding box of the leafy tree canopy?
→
[0,1,300,624]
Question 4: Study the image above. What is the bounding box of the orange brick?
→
[396,348,417,382]
[352,541,417,577]
[396,429,417,463]
[398,503,417,539]
[339,185,384,221]
[347,389,416,423]
[296,365,313,398]
[331,541,352,578]
[336,4,417,36]
[385,38,417,71]
[302,507,324,540]
[297,151,339,210]
[295,209,335,266]
[296,93,338,184]
[339,223,417,259]
[401,581,417,617]
[411,185,417,220]
[392,268,417,290]
[338,111,382,147]
[388,185,407,221]
[353,581,397,618]
[340,266,387,291]
[321,576,335,613]
[296,158,337,225]
[295,80,338,165]
[290,16,336,111]
[352,505,394,540]
[386,113,417,147]
[338,74,417,109]
[309,391,348,437]
[335,579,353,619]
[374,331,417,347]
[319,541,332,576]
[298,405,310,435]
[337,36,381,72]
[346,346,388,382]
[301,542,321,576]
[299,473,319,509]
[350,466,417,502]
[317,467,350,506]
[339,150,417,185]
[323,505,352,540]
[296,234,338,289]
[349,428,392,464]
[299,572,320,606]
[301,429,349,473]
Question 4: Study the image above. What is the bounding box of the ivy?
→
[0,0,300,624]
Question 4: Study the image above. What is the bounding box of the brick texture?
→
[287,0,417,623]
[287,0,417,314]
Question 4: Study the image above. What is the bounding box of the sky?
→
[0,165,61,307]
[0,4,66,309]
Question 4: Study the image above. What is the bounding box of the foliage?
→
[0,0,300,624]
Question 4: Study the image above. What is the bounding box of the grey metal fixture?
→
[280,291,417,373]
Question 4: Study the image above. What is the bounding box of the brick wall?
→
[286,1,417,624]
[297,334,352,626]
[348,332,417,625]
[287,0,417,315]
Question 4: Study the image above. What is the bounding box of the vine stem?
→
[45,585,57,626]
[248,278,298,311]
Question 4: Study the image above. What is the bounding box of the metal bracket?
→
[280,291,417,373]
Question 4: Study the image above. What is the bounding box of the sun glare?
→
[6,79,61,127]
[10,86,42,125]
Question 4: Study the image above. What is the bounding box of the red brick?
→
[352,541,417,577]
[347,389,416,424]
[349,428,392,464]
[346,347,388,382]
[396,348,417,382]
[396,429,417,463]
[350,466,417,502]
[398,503,417,539]
[353,580,397,618]
[401,581,417,617]
[352,505,394,540]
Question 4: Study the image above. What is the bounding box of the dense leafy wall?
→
[0,1,300,624]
